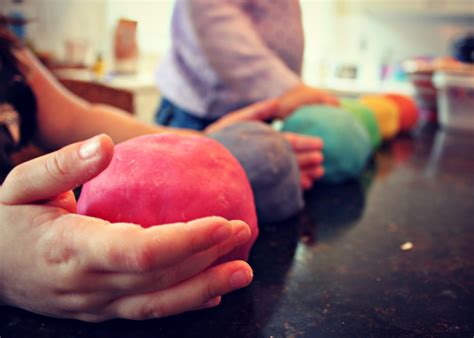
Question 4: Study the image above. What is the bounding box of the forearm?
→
[19,48,199,150]
[70,104,163,144]
[86,105,202,143]
[36,102,200,150]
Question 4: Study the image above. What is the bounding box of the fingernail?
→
[235,228,251,245]
[229,269,251,289]
[79,136,101,159]
[212,224,232,244]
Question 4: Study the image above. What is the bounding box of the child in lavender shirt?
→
[155,0,338,130]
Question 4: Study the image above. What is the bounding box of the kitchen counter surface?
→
[1,125,473,338]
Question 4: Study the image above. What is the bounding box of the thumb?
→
[0,134,114,205]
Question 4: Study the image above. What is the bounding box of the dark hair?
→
[0,14,37,181]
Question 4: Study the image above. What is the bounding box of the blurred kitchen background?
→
[2,0,473,125]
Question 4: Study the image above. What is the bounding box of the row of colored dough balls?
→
[281,93,419,184]
[346,93,419,148]
[77,93,421,231]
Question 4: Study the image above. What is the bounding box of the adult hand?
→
[283,132,325,190]
[204,99,279,134]
[0,134,253,321]
[277,83,339,119]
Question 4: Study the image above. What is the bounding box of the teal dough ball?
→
[282,105,372,183]
[209,121,304,223]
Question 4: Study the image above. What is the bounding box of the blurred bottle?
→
[113,18,138,74]
[92,53,106,78]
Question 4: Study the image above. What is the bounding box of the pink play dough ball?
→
[77,133,258,262]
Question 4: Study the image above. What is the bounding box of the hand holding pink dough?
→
[77,134,258,263]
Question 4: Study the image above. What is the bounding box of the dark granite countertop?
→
[1,126,473,338]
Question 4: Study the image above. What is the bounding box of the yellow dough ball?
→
[359,96,400,140]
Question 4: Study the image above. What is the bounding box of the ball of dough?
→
[359,95,400,140]
[384,93,419,132]
[209,121,304,223]
[282,105,372,183]
[341,98,382,149]
[77,134,258,262]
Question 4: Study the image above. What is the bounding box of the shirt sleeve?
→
[187,0,302,102]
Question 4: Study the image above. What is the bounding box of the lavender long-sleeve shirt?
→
[155,0,304,119]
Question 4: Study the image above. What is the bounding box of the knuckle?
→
[138,299,167,320]
[59,294,95,312]
[51,272,79,293]
[152,272,168,291]
[188,235,204,256]
[46,151,69,181]
[186,216,228,255]
[203,280,220,302]
[103,243,125,269]
[183,226,205,256]
[155,265,178,289]
[128,271,169,293]
[105,242,146,273]
[102,226,155,272]
[40,217,78,266]
[130,241,156,272]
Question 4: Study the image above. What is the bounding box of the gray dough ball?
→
[209,121,304,223]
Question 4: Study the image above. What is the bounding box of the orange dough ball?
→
[384,93,419,132]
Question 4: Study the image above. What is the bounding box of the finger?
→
[238,99,279,121]
[302,166,324,180]
[78,216,251,273]
[300,166,325,190]
[302,166,325,180]
[58,290,220,320]
[48,191,77,213]
[296,152,324,168]
[0,134,114,205]
[283,132,323,151]
[84,220,251,294]
[316,91,339,107]
[105,260,253,320]
[300,174,313,190]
